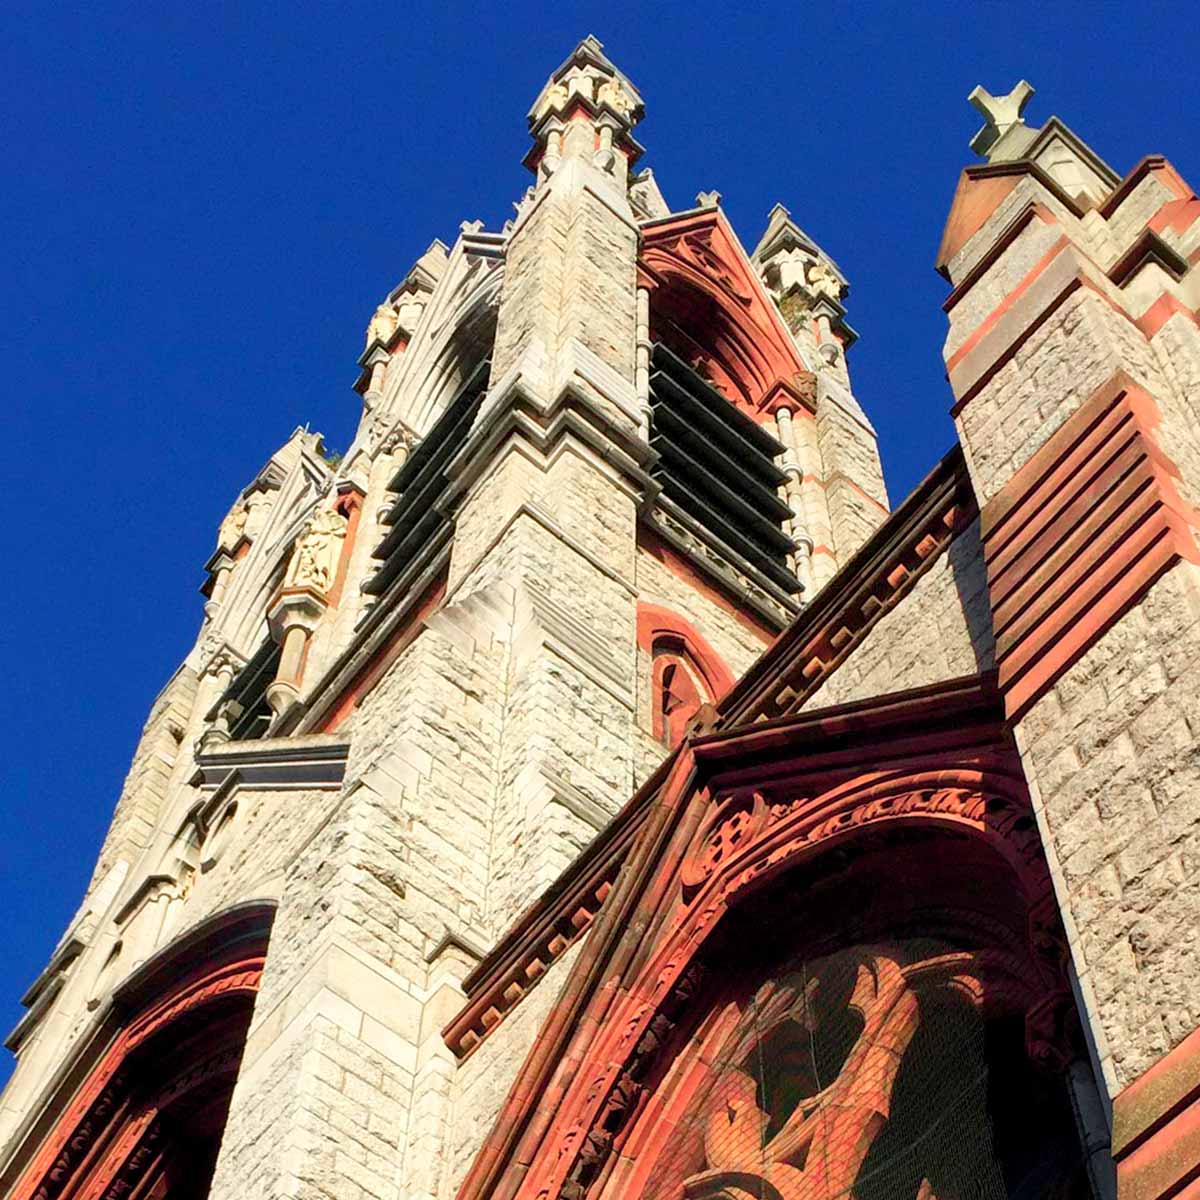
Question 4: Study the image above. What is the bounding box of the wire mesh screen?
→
[641,939,1081,1200]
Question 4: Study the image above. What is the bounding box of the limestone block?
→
[804,520,994,711]
[1016,563,1200,1092]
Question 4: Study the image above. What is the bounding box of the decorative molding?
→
[443,852,621,1061]
[1107,228,1190,288]
[190,736,349,791]
[942,200,1058,313]
[1098,154,1192,221]
[1113,1025,1200,1200]
[440,673,1055,1068]
[638,209,812,420]
[452,675,1072,1200]
[642,500,799,625]
[981,374,1200,719]
[3,905,272,1200]
[936,158,1092,279]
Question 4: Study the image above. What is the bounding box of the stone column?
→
[197,650,242,751]
[772,403,815,594]
[636,286,652,439]
[362,347,390,409]
[205,554,235,618]
[266,591,326,716]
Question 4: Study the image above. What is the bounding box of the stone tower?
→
[0,38,886,1200]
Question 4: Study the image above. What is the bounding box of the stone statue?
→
[366,301,398,349]
[284,507,348,595]
[806,259,842,302]
[216,502,248,551]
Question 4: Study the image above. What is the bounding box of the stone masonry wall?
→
[83,666,198,900]
[444,943,582,1197]
[942,148,1200,1107]
[185,786,344,926]
[1015,562,1200,1091]
[803,521,994,711]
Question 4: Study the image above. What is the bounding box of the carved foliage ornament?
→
[535,71,636,122]
[366,300,399,350]
[805,258,842,302]
[668,233,754,307]
[215,501,249,552]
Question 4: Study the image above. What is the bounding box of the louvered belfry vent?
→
[648,343,797,592]
[365,360,491,598]
[220,638,282,742]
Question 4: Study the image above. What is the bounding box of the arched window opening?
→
[8,906,271,1200]
[639,606,736,749]
[635,938,1087,1200]
[652,640,708,747]
[596,829,1091,1200]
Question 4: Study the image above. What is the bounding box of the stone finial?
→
[695,191,722,209]
[525,37,645,186]
[969,80,1035,159]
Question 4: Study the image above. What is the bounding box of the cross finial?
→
[968,80,1035,158]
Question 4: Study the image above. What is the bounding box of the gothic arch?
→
[639,211,810,417]
[382,240,503,436]
[455,680,1079,1200]
[637,604,737,746]
[6,903,273,1200]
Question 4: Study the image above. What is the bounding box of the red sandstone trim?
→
[949,271,1093,417]
[1099,155,1192,221]
[639,208,810,421]
[981,375,1200,720]
[452,675,1068,1200]
[636,603,736,697]
[1150,196,1200,238]
[936,168,1021,277]
[936,159,1089,277]
[1138,294,1200,340]
[7,906,272,1200]
[945,235,1072,376]
[324,488,364,611]
[717,447,977,726]
[1113,1025,1200,1200]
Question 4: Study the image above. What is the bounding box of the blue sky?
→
[3,2,1197,1082]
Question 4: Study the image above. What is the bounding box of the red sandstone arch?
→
[638,605,736,745]
[639,210,812,419]
[454,677,1077,1200]
[7,903,273,1200]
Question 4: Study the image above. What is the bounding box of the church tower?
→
[0,38,886,1200]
